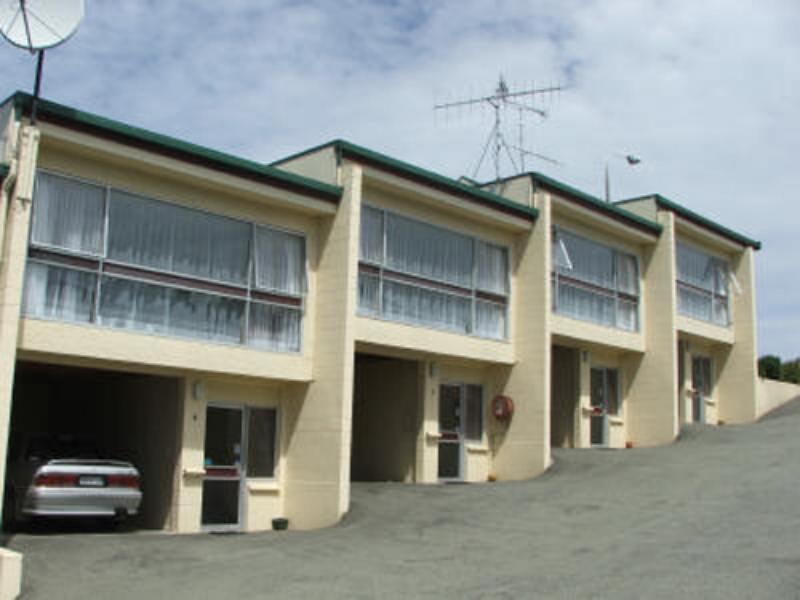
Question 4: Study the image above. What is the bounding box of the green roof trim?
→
[4,92,342,204]
[487,171,662,235]
[617,194,761,250]
[273,140,538,222]
[0,163,8,180]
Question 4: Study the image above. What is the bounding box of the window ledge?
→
[704,398,717,407]
[466,444,490,454]
[247,480,280,494]
[425,432,442,442]
[609,416,625,426]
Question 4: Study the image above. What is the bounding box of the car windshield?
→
[25,436,100,461]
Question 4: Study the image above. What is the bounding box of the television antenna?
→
[0,0,86,124]
[435,76,562,181]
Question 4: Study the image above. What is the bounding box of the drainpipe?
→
[0,157,19,264]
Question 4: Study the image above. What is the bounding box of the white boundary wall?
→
[757,378,800,418]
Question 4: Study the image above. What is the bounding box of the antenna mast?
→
[435,76,561,181]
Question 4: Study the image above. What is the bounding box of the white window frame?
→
[357,203,511,341]
[551,226,641,332]
[25,169,308,353]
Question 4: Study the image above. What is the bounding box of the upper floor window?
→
[24,171,307,352]
[551,228,639,331]
[676,242,730,327]
[357,204,509,340]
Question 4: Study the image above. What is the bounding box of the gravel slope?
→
[8,398,800,599]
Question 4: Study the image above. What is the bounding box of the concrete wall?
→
[757,378,800,418]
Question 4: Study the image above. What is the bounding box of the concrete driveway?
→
[7,399,800,599]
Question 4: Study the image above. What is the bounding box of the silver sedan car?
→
[4,435,142,524]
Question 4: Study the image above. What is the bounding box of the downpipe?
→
[0,156,19,265]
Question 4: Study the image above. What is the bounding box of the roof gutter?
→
[8,92,343,205]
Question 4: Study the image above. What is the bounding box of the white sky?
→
[1,0,797,358]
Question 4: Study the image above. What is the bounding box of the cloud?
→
[0,0,797,355]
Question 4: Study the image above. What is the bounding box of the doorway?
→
[202,405,243,529]
[438,383,482,481]
[590,368,619,447]
[692,356,712,423]
[201,404,278,530]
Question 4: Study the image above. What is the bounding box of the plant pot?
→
[272,517,289,531]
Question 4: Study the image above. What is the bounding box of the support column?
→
[717,247,759,423]
[283,163,361,529]
[0,125,39,511]
[626,211,679,446]
[491,191,550,478]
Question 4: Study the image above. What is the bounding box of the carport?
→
[350,354,421,482]
[551,345,580,449]
[6,362,182,530]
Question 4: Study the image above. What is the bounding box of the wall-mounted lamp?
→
[193,380,206,401]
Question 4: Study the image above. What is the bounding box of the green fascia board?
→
[0,163,8,179]
[273,139,538,222]
[5,92,342,203]
[618,194,761,250]
[488,171,661,235]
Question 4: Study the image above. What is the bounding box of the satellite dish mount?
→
[0,0,86,124]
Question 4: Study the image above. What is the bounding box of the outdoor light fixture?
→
[604,153,642,202]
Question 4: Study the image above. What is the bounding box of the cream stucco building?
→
[0,92,762,534]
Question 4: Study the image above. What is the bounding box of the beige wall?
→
[489,191,551,478]
[757,378,800,418]
[272,145,339,187]
[0,125,39,514]
[716,247,759,423]
[283,162,362,529]
[625,211,679,446]
[174,377,287,533]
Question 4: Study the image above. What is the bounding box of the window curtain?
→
[616,253,638,295]
[24,263,96,322]
[555,280,615,327]
[99,276,167,333]
[32,172,105,255]
[676,243,730,325]
[676,243,713,290]
[254,226,306,296]
[248,302,301,352]
[558,231,614,290]
[108,190,250,285]
[475,300,506,339]
[357,272,380,315]
[475,241,508,295]
[385,213,473,287]
[382,279,471,333]
[359,205,384,264]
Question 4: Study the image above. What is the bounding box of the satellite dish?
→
[0,0,85,124]
[0,0,85,51]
